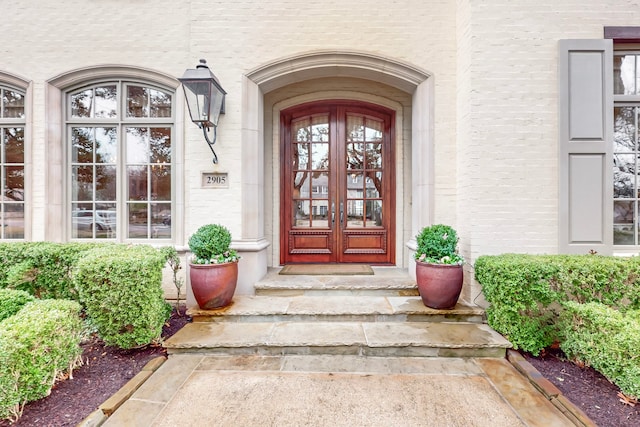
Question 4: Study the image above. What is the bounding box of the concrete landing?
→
[163,320,511,358]
[187,295,485,323]
[102,355,574,427]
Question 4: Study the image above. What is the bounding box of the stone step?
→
[254,268,418,297]
[187,296,485,323]
[163,321,511,358]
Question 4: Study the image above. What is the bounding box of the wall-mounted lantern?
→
[178,59,227,164]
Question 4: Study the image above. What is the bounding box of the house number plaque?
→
[201,172,229,188]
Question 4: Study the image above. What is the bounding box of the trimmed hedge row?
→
[74,245,172,349]
[0,242,106,300]
[0,242,174,350]
[475,254,640,355]
[0,299,84,422]
[0,289,34,322]
[560,302,640,399]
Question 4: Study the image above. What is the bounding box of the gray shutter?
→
[559,39,613,254]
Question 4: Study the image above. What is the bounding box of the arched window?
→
[0,85,25,239]
[66,81,174,240]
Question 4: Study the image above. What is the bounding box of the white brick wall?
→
[2,0,640,277]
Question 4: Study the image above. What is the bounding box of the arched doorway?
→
[281,100,395,264]
[239,51,432,291]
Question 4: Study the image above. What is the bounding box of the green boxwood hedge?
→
[0,299,83,422]
[560,302,640,399]
[0,242,108,300]
[73,245,172,349]
[0,289,35,322]
[475,254,640,354]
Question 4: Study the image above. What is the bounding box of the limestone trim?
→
[48,65,179,90]
[0,71,30,90]
[246,50,431,93]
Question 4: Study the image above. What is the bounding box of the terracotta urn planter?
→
[415,260,463,309]
[189,261,238,309]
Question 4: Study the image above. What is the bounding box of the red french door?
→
[280,101,395,264]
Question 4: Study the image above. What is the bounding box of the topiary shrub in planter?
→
[74,245,172,349]
[0,299,83,423]
[413,224,464,309]
[188,224,240,309]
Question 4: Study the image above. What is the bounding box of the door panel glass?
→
[294,172,310,198]
[311,143,329,169]
[293,143,309,169]
[365,200,383,227]
[311,172,328,199]
[347,115,364,141]
[365,119,383,142]
[311,200,329,227]
[346,143,364,170]
[366,171,382,197]
[346,200,364,227]
[366,143,382,168]
[294,200,310,226]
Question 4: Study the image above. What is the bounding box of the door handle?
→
[331,202,335,224]
[340,201,344,224]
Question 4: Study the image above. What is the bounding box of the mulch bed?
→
[0,307,191,427]
[2,311,639,427]
[523,348,640,427]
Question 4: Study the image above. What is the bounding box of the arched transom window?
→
[66,81,173,240]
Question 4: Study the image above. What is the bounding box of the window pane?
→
[311,200,329,228]
[71,89,94,118]
[4,128,24,163]
[347,115,364,142]
[72,127,94,163]
[614,224,635,245]
[4,166,23,194]
[347,172,363,197]
[127,165,148,201]
[3,204,24,239]
[365,143,382,169]
[95,127,117,163]
[150,128,171,163]
[294,200,310,227]
[365,200,383,227]
[94,86,117,118]
[365,171,382,198]
[151,203,171,238]
[614,107,637,152]
[311,172,328,199]
[346,143,364,170]
[96,165,116,201]
[365,118,383,142]
[293,143,309,170]
[72,166,94,201]
[311,117,328,142]
[346,199,364,227]
[294,172,309,198]
[311,143,329,170]
[151,165,171,200]
[613,154,635,198]
[614,55,637,95]
[614,200,634,224]
[2,89,25,119]
[149,89,172,118]
[127,86,149,118]
[293,118,311,142]
[126,127,149,163]
[128,202,148,238]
